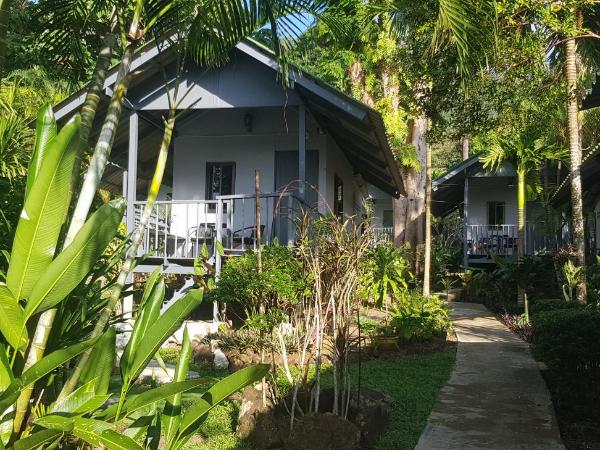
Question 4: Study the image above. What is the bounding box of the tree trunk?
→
[565,37,587,304]
[393,116,426,267]
[461,134,470,160]
[423,139,432,297]
[517,169,526,310]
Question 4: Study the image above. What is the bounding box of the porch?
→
[130,192,313,274]
[465,223,547,266]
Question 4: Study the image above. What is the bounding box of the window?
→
[206,162,235,200]
[487,201,505,226]
[383,210,393,228]
[334,175,344,218]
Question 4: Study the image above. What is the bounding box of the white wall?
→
[325,136,359,217]
[466,176,517,225]
[367,184,393,228]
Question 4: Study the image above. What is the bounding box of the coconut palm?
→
[482,129,566,312]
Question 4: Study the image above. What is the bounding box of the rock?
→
[192,341,213,364]
[136,360,200,385]
[213,348,229,370]
[226,349,260,372]
[348,388,395,449]
[167,320,217,345]
[284,413,361,450]
[236,386,289,449]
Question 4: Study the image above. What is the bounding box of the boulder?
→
[213,348,229,370]
[236,386,290,449]
[284,413,361,450]
[191,341,213,364]
[348,388,395,449]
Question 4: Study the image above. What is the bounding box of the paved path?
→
[415,302,565,450]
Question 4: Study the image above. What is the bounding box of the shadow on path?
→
[415,302,565,450]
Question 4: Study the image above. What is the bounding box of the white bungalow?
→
[53,39,403,276]
[432,156,549,268]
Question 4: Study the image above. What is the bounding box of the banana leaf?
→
[0,286,27,350]
[25,199,124,318]
[26,104,57,197]
[6,115,82,302]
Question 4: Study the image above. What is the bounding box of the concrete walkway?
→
[416,302,565,450]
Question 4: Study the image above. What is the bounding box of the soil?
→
[541,370,600,450]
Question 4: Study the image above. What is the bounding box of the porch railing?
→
[372,227,393,244]
[466,224,546,257]
[133,192,317,264]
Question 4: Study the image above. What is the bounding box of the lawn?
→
[160,346,456,450]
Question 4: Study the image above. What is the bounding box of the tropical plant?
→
[360,243,411,308]
[562,259,583,303]
[482,128,566,309]
[391,293,450,342]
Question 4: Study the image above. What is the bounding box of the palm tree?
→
[482,129,566,311]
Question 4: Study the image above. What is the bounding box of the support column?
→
[124,111,138,319]
[463,175,469,269]
[298,104,306,199]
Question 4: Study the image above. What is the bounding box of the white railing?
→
[466,224,546,257]
[133,192,317,264]
[134,200,219,261]
[372,227,393,244]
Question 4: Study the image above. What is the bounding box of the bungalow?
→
[53,39,403,277]
[432,156,549,268]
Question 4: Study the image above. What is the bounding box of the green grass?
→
[358,351,455,450]
[158,347,455,450]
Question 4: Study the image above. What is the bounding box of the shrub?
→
[391,294,451,342]
[210,243,306,318]
[529,298,582,317]
[586,258,600,303]
[360,243,412,306]
[532,307,600,372]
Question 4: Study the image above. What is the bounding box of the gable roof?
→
[432,156,482,216]
[54,38,405,198]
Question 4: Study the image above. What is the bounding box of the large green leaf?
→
[25,199,124,318]
[13,429,62,450]
[120,268,164,379]
[26,104,57,197]
[49,379,109,415]
[126,289,203,384]
[101,379,209,421]
[72,417,144,450]
[79,327,116,395]
[6,114,82,302]
[177,364,269,437]
[0,285,27,350]
[162,326,191,444]
[0,336,99,413]
[0,344,13,390]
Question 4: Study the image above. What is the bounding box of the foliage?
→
[211,243,306,318]
[586,258,600,303]
[431,212,463,284]
[532,307,600,373]
[498,312,533,341]
[204,327,298,354]
[562,259,583,302]
[391,293,451,342]
[360,243,412,307]
[529,298,582,318]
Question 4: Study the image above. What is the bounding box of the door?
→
[274,150,319,243]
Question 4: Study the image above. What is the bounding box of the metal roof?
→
[431,156,482,216]
[53,38,404,198]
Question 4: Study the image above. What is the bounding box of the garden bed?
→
[161,339,455,450]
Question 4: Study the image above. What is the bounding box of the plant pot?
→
[371,335,400,352]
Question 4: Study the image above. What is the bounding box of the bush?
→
[391,294,451,342]
[532,307,600,372]
[586,259,600,303]
[210,243,306,318]
[529,298,582,317]
[360,243,412,306]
